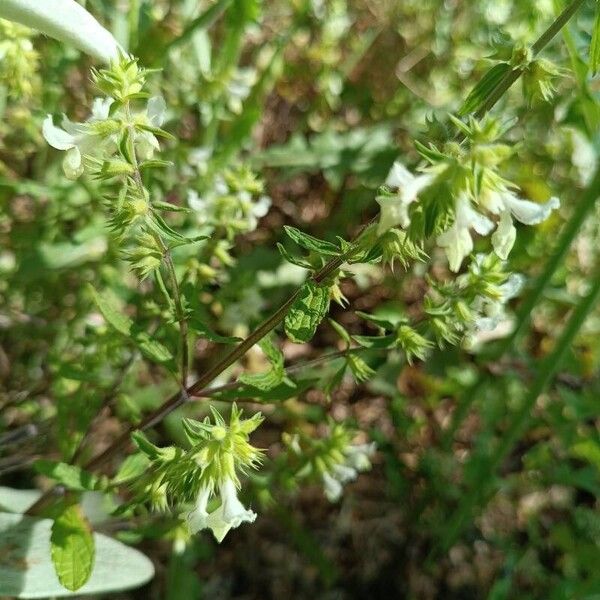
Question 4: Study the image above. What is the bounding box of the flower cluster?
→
[284,421,376,502]
[424,253,523,349]
[133,405,263,543]
[187,164,271,236]
[42,57,167,181]
[376,116,560,271]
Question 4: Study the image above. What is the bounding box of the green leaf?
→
[239,335,286,391]
[284,226,341,256]
[285,281,331,343]
[88,285,132,336]
[328,318,352,345]
[352,334,396,349]
[51,502,95,592]
[590,2,600,75]
[112,453,151,484]
[188,316,241,344]
[88,285,174,366]
[147,213,207,247]
[135,334,174,363]
[458,62,511,116]
[0,512,154,597]
[355,310,406,330]
[277,243,313,269]
[34,460,105,492]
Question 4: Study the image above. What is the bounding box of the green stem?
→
[474,0,586,118]
[78,223,372,475]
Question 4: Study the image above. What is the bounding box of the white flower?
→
[437,194,494,272]
[486,187,560,260]
[43,96,166,179]
[344,442,376,471]
[0,0,120,63]
[491,210,516,260]
[322,441,376,503]
[187,478,256,543]
[42,98,113,179]
[322,471,343,502]
[376,161,434,235]
[243,193,271,230]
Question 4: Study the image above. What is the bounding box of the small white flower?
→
[186,485,211,534]
[487,186,560,260]
[42,98,113,179]
[491,210,516,260]
[437,194,494,272]
[322,471,343,502]
[187,478,256,543]
[322,441,376,503]
[344,442,376,471]
[376,161,434,235]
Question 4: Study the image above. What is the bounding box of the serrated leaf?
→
[284,226,341,256]
[285,281,331,343]
[239,335,285,391]
[34,460,105,492]
[51,503,95,592]
[459,62,511,116]
[591,3,600,75]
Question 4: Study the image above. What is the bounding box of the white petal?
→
[345,442,376,471]
[62,147,83,179]
[385,161,414,188]
[500,273,525,300]
[401,173,434,204]
[147,96,167,127]
[468,207,494,235]
[252,195,271,218]
[203,479,256,543]
[90,97,114,121]
[322,471,343,502]
[437,223,473,273]
[0,0,121,63]
[42,115,76,150]
[186,486,211,534]
[492,210,516,260]
[503,193,560,225]
[376,194,410,234]
[332,464,357,484]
